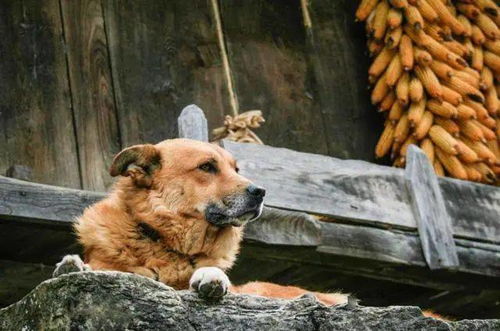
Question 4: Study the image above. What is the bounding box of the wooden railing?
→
[1,105,499,285]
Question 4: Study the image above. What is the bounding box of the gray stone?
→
[1,271,498,330]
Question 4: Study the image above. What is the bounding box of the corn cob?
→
[471,162,497,183]
[484,51,500,74]
[419,34,467,69]
[456,140,479,163]
[459,120,487,142]
[457,4,480,20]
[394,113,410,142]
[457,15,472,37]
[386,54,404,86]
[427,99,457,118]
[480,67,494,90]
[476,13,500,40]
[409,76,424,102]
[427,0,465,35]
[417,0,438,23]
[473,119,497,141]
[472,46,484,71]
[433,159,445,176]
[373,1,391,40]
[396,72,410,105]
[420,138,435,163]
[476,0,499,18]
[369,48,396,77]
[408,96,426,126]
[414,48,433,66]
[429,125,459,155]
[445,77,485,103]
[413,111,433,139]
[435,147,468,180]
[441,85,463,106]
[484,40,500,56]
[414,65,442,99]
[372,72,390,104]
[356,0,380,21]
[385,26,403,49]
[434,117,460,137]
[389,99,404,121]
[405,5,424,31]
[399,35,414,70]
[429,60,454,81]
[485,85,499,115]
[456,103,477,120]
[390,0,408,9]
[463,164,483,182]
[379,91,397,112]
[375,122,396,158]
[471,25,486,45]
[387,8,403,28]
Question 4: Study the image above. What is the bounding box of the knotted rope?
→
[212,110,265,144]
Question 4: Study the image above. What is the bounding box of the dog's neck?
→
[112,179,237,257]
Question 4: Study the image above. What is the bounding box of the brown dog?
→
[54,138,346,303]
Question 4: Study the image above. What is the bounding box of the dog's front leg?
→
[189,267,230,300]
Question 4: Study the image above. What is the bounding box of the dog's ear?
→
[109,144,161,188]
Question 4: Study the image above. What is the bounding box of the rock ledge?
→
[0,271,498,330]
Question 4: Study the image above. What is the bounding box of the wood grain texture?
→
[304,0,382,159]
[219,0,329,155]
[0,0,80,188]
[177,104,208,141]
[224,141,500,243]
[224,140,416,229]
[60,0,121,192]
[405,145,459,269]
[103,0,230,146]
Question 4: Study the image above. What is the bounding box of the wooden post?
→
[177,105,209,142]
[405,145,459,269]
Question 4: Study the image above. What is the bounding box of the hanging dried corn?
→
[357,0,500,185]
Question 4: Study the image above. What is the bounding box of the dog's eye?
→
[235,167,240,173]
[198,162,217,173]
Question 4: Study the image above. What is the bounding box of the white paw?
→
[53,254,91,277]
[189,267,230,300]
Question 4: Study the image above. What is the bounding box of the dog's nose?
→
[246,184,266,198]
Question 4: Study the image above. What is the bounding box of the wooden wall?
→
[0,0,381,192]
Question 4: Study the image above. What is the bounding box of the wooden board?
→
[224,140,416,229]
[219,0,329,155]
[304,0,382,159]
[405,146,458,269]
[103,0,231,146]
[0,0,80,188]
[60,0,121,192]
[224,141,500,243]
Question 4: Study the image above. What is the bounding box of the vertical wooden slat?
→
[0,0,80,188]
[60,0,121,192]
[405,145,459,269]
[178,105,208,142]
[304,0,382,160]
[219,0,329,155]
[103,0,230,147]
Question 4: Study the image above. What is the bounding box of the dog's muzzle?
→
[205,184,265,227]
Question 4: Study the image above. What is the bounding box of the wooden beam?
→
[224,140,500,243]
[405,145,458,269]
[177,105,209,142]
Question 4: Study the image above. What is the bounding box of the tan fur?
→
[76,139,246,289]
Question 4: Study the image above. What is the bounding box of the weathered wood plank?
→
[0,0,80,188]
[177,105,208,142]
[318,221,500,278]
[60,0,121,192]
[224,141,500,243]
[224,140,416,229]
[103,0,230,146]
[219,0,329,155]
[0,176,103,226]
[304,0,382,159]
[439,177,500,243]
[405,145,458,269]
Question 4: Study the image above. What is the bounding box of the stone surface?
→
[1,271,498,330]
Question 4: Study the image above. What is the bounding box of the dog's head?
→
[109,139,265,227]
